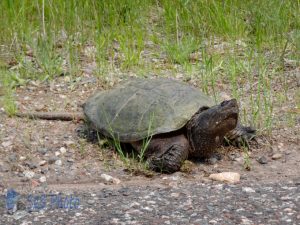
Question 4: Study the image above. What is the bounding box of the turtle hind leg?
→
[224,124,256,148]
[143,134,189,173]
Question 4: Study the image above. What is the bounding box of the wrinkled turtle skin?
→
[83,78,255,173]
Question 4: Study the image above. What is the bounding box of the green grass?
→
[1,0,299,134]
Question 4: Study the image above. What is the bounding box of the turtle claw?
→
[225,125,256,149]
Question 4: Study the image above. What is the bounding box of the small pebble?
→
[170,192,180,198]
[41,168,48,174]
[19,156,26,161]
[48,156,58,164]
[67,158,74,163]
[242,187,256,193]
[38,148,48,155]
[39,176,47,183]
[23,170,35,179]
[207,157,218,165]
[25,161,38,169]
[60,147,67,154]
[100,173,121,184]
[55,151,61,157]
[209,172,240,184]
[55,160,62,166]
[8,153,18,162]
[272,153,283,160]
[87,200,95,205]
[0,163,10,172]
[39,160,47,166]
[2,141,12,147]
[257,156,268,164]
[12,210,27,220]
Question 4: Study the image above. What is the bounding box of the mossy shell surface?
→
[83,78,214,142]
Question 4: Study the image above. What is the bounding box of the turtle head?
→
[187,99,238,158]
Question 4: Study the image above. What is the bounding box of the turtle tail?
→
[225,124,256,148]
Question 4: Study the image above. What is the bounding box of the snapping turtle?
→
[83,78,255,172]
[16,78,255,173]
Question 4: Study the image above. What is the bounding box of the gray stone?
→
[8,153,18,162]
[0,163,10,172]
[25,161,38,169]
[67,158,74,163]
[41,168,48,174]
[87,200,95,205]
[48,156,58,164]
[257,156,268,164]
[38,148,48,155]
[207,157,218,165]
[12,210,27,220]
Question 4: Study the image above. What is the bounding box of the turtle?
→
[16,78,255,173]
[82,78,255,172]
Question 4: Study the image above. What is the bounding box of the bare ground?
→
[0,70,299,224]
[1,71,299,188]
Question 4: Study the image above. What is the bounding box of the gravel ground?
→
[1,180,299,225]
[0,58,299,224]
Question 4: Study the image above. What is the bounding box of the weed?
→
[78,139,86,157]
[138,113,155,163]
[164,36,198,65]
[243,148,251,171]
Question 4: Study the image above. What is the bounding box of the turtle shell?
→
[83,78,214,142]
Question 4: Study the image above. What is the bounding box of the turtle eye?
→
[199,106,210,112]
[221,100,229,107]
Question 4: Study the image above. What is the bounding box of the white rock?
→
[23,170,35,179]
[242,187,256,193]
[55,160,62,166]
[272,153,283,160]
[209,172,240,184]
[19,156,26,161]
[2,141,12,147]
[39,176,46,183]
[39,160,47,166]
[100,173,121,184]
[55,151,61,156]
[60,147,67,154]
[170,192,180,198]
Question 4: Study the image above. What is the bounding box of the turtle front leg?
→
[225,123,256,147]
[133,134,189,173]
